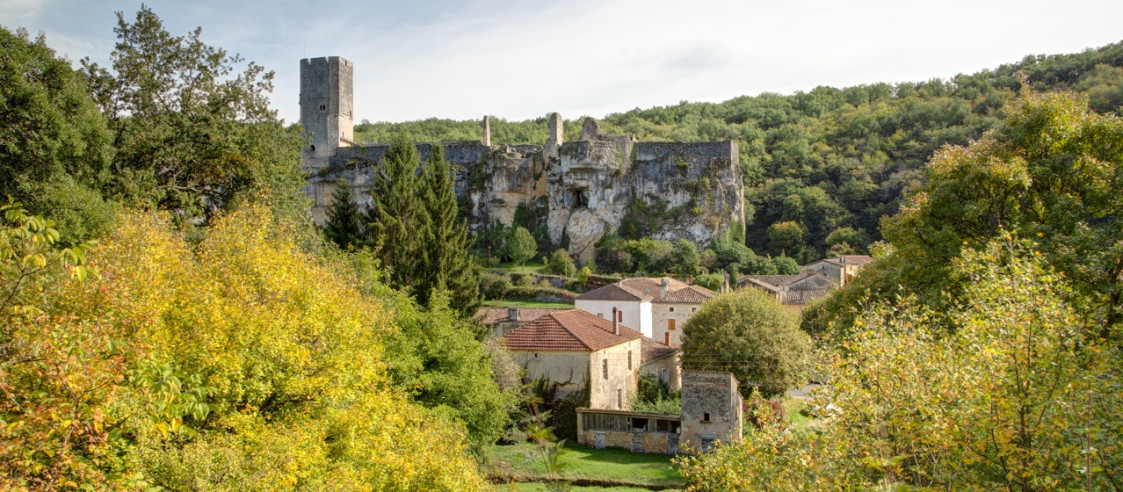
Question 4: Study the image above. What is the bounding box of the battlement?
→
[300,57,744,263]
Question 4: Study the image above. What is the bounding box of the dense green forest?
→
[359,42,1123,263]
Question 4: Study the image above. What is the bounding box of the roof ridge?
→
[550,310,594,351]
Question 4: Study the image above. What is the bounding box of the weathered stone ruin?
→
[300,56,745,263]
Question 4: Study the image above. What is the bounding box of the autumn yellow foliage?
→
[2,206,489,490]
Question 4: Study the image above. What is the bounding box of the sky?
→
[4,0,1122,126]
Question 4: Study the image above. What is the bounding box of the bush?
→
[480,272,512,299]
[694,272,724,291]
[547,248,576,276]
[744,395,786,429]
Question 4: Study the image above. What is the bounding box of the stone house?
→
[640,337,681,392]
[502,308,643,410]
[679,370,743,453]
[737,270,836,311]
[576,369,742,455]
[800,255,873,287]
[575,277,715,343]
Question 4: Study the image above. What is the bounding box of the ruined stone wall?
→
[300,57,744,261]
[680,370,743,453]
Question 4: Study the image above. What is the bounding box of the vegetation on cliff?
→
[361,41,1123,264]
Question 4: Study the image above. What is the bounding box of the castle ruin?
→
[300,56,745,264]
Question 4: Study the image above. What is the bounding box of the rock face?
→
[300,57,744,264]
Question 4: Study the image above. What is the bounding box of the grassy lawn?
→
[783,396,810,430]
[488,441,683,489]
[488,299,575,309]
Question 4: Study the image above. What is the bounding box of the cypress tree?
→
[324,179,363,249]
[366,136,428,290]
[418,146,480,317]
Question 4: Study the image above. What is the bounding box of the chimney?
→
[483,115,492,146]
[612,307,619,335]
[660,278,670,298]
[508,307,518,324]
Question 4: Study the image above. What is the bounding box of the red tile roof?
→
[502,309,643,352]
[654,284,716,303]
[640,337,680,363]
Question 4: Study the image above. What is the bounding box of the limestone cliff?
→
[305,118,743,265]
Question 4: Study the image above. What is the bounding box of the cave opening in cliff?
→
[571,188,588,208]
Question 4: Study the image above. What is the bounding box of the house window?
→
[702,412,711,423]
[602,358,608,379]
[319,103,326,111]
[597,313,604,319]
[661,368,668,384]
[692,307,697,313]
[617,389,622,409]
[669,307,675,313]
[627,351,632,370]
[668,319,676,331]
[617,310,623,323]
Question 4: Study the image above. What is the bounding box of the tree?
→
[772,255,799,274]
[324,179,363,249]
[365,136,428,290]
[417,147,480,316]
[505,226,537,267]
[81,6,305,223]
[548,248,576,276]
[880,91,1123,331]
[0,27,116,242]
[681,238,1122,490]
[672,239,702,276]
[766,220,806,259]
[680,288,809,397]
[383,292,516,455]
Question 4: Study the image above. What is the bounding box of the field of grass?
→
[488,441,683,490]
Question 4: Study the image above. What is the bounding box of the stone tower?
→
[300,56,354,170]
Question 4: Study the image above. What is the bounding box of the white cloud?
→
[0,0,48,25]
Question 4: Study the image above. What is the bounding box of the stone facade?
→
[576,409,682,454]
[509,338,641,409]
[680,370,743,453]
[300,57,353,171]
[300,56,745,262]
[651,302,702,346]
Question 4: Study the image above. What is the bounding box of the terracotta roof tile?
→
[654,285,716,303]
[737,271,826,290]
[640,337,680,363]
[502,309,643,352]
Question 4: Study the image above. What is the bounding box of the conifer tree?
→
[366,136,428,290]
[417,147,480,317]
[324,179,363,249]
